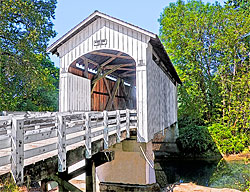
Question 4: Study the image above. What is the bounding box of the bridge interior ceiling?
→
[68,49,136,111]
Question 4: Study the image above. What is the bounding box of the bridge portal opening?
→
[68,49,136,111]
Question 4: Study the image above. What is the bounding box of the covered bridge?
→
[47,11,181,143]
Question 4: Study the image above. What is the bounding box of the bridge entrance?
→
[68,49,136,111]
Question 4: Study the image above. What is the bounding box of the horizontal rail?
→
[0,155,11,167]
[24,143,57,159]
[0,135,11,149]
[24,129,57,144]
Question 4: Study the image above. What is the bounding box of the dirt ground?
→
[164,183,242,192]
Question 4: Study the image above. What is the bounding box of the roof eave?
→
[149,36,182,85]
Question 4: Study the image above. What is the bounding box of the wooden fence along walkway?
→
[0,109,137,184]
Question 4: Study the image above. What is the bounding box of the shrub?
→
[176,124,218,155]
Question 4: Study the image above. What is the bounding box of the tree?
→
[159,0,250,154]
[0,0,58,111]
[226,0,250,13]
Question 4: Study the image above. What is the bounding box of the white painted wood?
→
[108,125,117,132]
[129,109,137,114]
[11,117,24,185]
[0,135,11,149]
[136,65,148,142]
[107,111,116,116]
[107,119,116,125]
[24,130,57,144]
[119,117,126,122]
[126,109,130,138]
[66,125,84,135]
[116,110,121,143]
[66,135,85,146]
[89,121,103,129]
[120,123,127,131]
[57,17,149,72]
[85,112,91,158]
[103,110,108,149]
[57,115,66,172]
[60,73,91,112]
[0,155,11,167]
[24,143,57,159]
[120,110,126,114]
[146,44,178,141]
[25,126,56,136]
[90,129,104,138]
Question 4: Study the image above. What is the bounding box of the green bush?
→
[208,123,249,154]
[176,124,218,155]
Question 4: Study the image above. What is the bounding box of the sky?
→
[49,0,225,67]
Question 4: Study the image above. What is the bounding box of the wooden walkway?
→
[0,109,137,184]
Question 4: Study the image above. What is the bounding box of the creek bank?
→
[222,152,250,162]
[163,183,242,192]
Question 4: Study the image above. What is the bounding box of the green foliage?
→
[159,0,250,154]
[176,124,218,155]
[0,0,58,111]
[226,0,250,13]
[208,123,249,154]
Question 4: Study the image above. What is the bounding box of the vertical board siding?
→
[146,46,177,141]
[60,73,91,112]
[58,18,149,72]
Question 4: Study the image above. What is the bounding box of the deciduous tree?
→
[0,0,58,111]
[159,0,250,154]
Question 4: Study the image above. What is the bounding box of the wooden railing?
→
[0,109,137,184]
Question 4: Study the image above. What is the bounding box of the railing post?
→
[85,112,92,158]
[57,114,66,172]
[11,117,24,185]
[126,109,130,138]
[116,110,120,143]
[103,110,109,149]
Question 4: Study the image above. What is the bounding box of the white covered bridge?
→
[48,10,181,143]
[0,11,181,191]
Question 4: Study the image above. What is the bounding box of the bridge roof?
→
[47,11,182,84]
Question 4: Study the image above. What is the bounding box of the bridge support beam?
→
[86,158,96,192]
[48,174,82,192]
[58,170,69,192]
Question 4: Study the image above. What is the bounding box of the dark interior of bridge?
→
[68,49,136,111]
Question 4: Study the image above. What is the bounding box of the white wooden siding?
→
[60,73,91,112]
[57,17,150,71]
[146,45,177,141]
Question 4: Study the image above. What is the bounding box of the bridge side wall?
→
[146,44,177,142]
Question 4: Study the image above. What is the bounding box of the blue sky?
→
[49,0,225,67]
